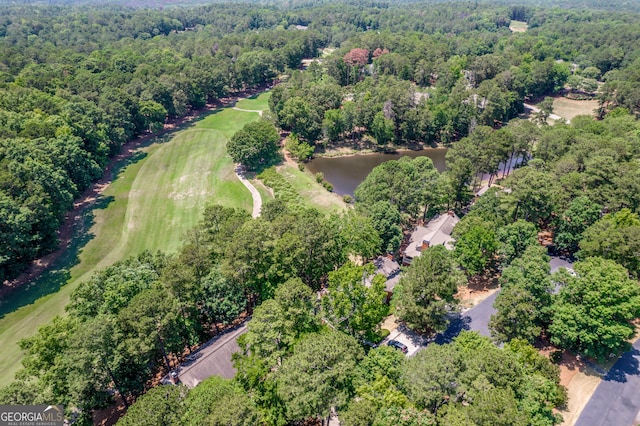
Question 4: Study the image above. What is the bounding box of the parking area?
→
[382,323,429,356]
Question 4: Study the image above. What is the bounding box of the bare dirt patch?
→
[552,97,599,122]
[509,20,528,32]
[536,337,608,426]
[455,268,501,308]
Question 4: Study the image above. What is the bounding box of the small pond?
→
[305,148,448,196]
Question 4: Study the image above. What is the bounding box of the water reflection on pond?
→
[305,148,448,196]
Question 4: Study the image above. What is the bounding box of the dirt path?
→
[0,89,268,299]
[523,103,565,123]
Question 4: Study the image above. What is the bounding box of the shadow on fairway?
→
[0,150,150,320]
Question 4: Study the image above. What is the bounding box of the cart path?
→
[232,107,263,116]
[0,90,268,299]
[234,166,262,218]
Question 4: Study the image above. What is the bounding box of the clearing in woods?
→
[552,96,600,122]
[0,93,270,385]
[509,20,528,32]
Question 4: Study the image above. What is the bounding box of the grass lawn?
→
[275,163,348,215]
[251,178,275,203]
[0,94,270,385]
[235,92,271,112]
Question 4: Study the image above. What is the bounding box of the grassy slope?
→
[0,93,270,384]
[275,163,348,215]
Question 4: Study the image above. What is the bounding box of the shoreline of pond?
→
[305,146,448,196]
[312,142,446,159]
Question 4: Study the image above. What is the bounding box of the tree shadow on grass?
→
[0,150,150,320]
[0,198,104,319]
[0,109,228,321]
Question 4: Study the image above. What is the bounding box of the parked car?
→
[387,339,408,354]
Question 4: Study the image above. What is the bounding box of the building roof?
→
[366,256,402,293]
[404,212,460,260]
[176,323,246,388]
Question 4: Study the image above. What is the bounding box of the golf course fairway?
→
[0,93,270,385]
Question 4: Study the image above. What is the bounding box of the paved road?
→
[235,165,262,218]
[168,323,247,388]
[435,290,499,345]
[576,338,640,426]
[550,256,574,273]
[431,255,571,346]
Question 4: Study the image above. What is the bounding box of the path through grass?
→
[0,93,271,384]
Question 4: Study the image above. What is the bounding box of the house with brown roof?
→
[402,212,460,265]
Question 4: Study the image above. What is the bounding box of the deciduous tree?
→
[549,257,640,361]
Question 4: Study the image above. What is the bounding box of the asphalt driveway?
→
[575,339,640,426]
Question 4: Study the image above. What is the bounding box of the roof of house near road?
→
[403,212,460,264]
[366,256,402,293]
[175,323,246,388]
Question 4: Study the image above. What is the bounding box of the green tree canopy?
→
[226,120,281,171]
[579,208,640,277]
[277,331,363,422]
[549,257,640,361]
[394,245,466,333]
[322,262,389,341]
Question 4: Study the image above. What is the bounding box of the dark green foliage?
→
[453,222,499,277]
[398,332,564,425]
[180,377,237,426]
[284,133,314,162]
[227,120,281,171]
[355,157,449,220]
[366,200,403,253]
[117,385,188,426]
[277,331,363,421]
[207,392,260,426]
[490,245,552,343]
[7,2,640,424]
[579,209,640,277]
[68,251,164,319]
[497,219,538,265]
[491,284,542,344]
[322,262,388,340]
[201,267,245,327]
[554,196,602,254]
[394,245,466,333]
[549,257,640,361]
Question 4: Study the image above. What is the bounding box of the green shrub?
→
[322,181,333,192]
[315,172,324,183]
[377,328,390,342]
[285,133,314,162]
[258,167,303,205]
[342,194,353,204]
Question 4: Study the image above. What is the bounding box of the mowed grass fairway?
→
[0,92,270,384]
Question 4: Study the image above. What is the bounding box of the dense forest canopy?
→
[2,0,640,424]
